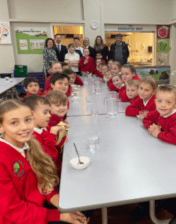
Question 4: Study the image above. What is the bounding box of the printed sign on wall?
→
[15,29,47,54]
[0,22,11,44]
[156,25,170,66]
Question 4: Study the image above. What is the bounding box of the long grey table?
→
[0,77,25,94]
[59,114,175,223]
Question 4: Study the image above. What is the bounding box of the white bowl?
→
[70,156,90,170]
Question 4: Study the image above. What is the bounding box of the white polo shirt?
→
[65,52,80,72]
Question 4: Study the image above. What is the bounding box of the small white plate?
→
[70,156,90,170]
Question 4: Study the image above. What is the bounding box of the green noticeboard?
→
[157,39,170,53]
[15,31,47,54]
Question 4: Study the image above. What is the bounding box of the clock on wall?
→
[91,21,98,30]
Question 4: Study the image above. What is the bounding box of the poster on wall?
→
[136,66,170,85]
[0,21,11,44]
[156,25,170,66]
[15,29,47,54]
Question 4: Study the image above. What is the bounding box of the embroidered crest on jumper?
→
[12,161,25,179]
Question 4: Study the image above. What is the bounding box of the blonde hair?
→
[0,100,59,194]
[141,75,158,91]
[112,73,122,80]
[157,85,176,100]
[51,61,62,68]
[112,61,122,70]
[45,90,68,105]
[126,80,140,88]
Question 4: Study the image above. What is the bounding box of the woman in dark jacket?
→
[43,38,57,75]
[93,36,109,62]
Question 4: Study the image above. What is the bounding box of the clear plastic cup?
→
[88,131,99,150]
[106,98,119,118]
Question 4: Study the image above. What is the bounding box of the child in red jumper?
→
[126,75,157,118]
[112,73,123,92]
[107,59,114,70]
[63,69,83,86]
[23,77,43,99]
[45,61,63,92]
[126,80,140,104]
[0,99,87,224]
[23,95,65,164]
[94,60,104,78]
[143,85,176,145]
[79,48,95,74]
[107,62,122,91]
[119,64,141,102]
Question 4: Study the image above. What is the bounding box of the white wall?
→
[8,0,83,21]
[103,0,171,24]
[0,0,15,73]
[11,23,51,72]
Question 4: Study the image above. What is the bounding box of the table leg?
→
[101,207,108,224]
[149,200,171,224]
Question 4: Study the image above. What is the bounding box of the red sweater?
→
[79,56,95,74]
[119,86,130,102]
[66,85,72,97]
[133,75,141,81]
[125,95,156,117]
[94,69,103,79]
[129,95,138,104]
[23,91,43,99]
[107,79,118,91]
[48,113,67,149]
[143,110,176,145]
[45,76,51,92]
[75,74,84,86]
[0,141,60,224]
[33,127,58,163]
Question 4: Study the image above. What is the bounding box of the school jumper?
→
[79,56,95,74]
[75,75,84,86]
[133,75,141,81]
[125,95,156,117]
[33,127,58,163]
[65,85,72,97]
[22,90,43,99]
[0,140,60,224]
[142,109,176,145]
[107,79,118,91]
[45,76,51,92]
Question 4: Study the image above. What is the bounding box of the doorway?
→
[105,32,155,66]
[53,25,83,48]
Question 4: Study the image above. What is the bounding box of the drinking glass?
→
[108,91,118,99]
[88,131,99,150]
[106,98,119,118]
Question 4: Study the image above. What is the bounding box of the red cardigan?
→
[65,85,72,97]
[143,110,176,145]
[125,95,156,117]
[0,141,60,224]
[107,79,118,91]
[75,74,84,86]
[79,56,95,73]
[32,127,58,163]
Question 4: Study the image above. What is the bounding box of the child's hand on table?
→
[60,211,89,224]
[148,124,161,137]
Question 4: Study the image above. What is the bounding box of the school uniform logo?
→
[12,161,25,179]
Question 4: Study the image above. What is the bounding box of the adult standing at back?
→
[55,34,68,62]
[93,36,109,62]
[83,37,94,58]
[74,37,83,58]
[43,38,57,75]
[110,33,129,65]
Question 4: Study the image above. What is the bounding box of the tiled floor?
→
[89,203,173,224]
